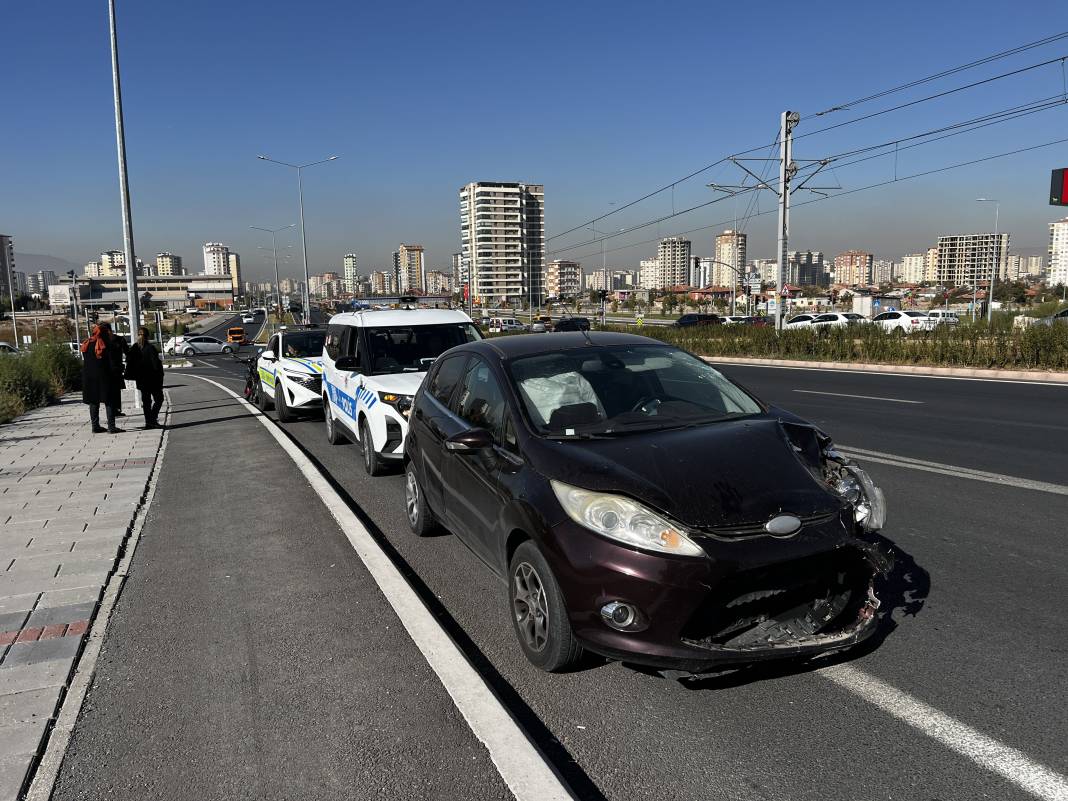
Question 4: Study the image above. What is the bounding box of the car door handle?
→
[414,407,424,420]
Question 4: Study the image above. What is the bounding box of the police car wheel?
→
[405,463,436,536]
[275,384,294,423]
[256,379,273,411]
[324,396,342,444]
[361,419,384,476]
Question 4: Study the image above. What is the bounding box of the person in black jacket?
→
[125,326,165,429]
[109,332,129,417]
[80,322,123,433]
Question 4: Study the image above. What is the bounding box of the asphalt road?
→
[55,356,1068,800]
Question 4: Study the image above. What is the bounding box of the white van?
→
[926,310,960,326]
[489,317,525,333]
[321,308,482,475]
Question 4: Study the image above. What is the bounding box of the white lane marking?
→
[712,360,1068,387]
[839,445,1068,496]
[186,375,573,801]
[822,664,1068,801]
[193,357,219,369]
[794,389,923,404]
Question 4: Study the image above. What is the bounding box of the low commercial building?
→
[49,274,236,311]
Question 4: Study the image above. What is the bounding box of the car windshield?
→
[904,311,927,318]
[508,344,762,437]
[280,331,326,357]
[365,323,481,374]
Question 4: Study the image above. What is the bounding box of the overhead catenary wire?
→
[551,136,1068,264]
[548,37,1068,241]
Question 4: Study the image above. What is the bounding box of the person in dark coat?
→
[109,332,129,417]
[125,326,165,429]
[80,322,124,433]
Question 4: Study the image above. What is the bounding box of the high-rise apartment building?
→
[900,254,926,283]
[872,259,894,285]
[425,270,452,295]
[0,235,14,302]
[654,237,691,289]
[1049,218,1068,287]
[369,270,395,295]
[833,250,874,286]
[924,247,939,282]
[459,181,545,306]
[393,244,426,294]
[343,253,359,293]
[545,259,582,299]
[936,233,1009,287]
[227,252,241,295]
[202,242,230,276]
[100,250,126,276]
[156,252,183,276]
[451,253,465,293]
[84,261,102,278]
[787,251,825,285]
[751,259,778,286]
[1025,254,1044,278]
[713,230,746,288]
[1006,255,1022,282]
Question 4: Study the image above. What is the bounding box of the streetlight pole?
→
[257,155,338,324]
[108,0,140,344]
[976,198,1000,324]
[250,225,294,328]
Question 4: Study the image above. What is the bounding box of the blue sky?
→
[4,0,1068,280]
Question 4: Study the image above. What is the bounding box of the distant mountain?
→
[13,252,81,275]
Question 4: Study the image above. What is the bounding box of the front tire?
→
[324,396,342,444]
[222,345,234,354]
[360,418,384,476]
[404,463,437,536]
[183,347,195,357]
[275,383,293,422]
[509,541,582,672]
[256,378,273,411]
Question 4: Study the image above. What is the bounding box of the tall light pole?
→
[108,0,140,344]
[250,225,294,325]
[257,155,338,324]
[976,198,1000,324]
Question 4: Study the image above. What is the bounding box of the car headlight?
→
[829,462,886,532]
[378,392,413,416]
[287,373,321,390]
[550,480,705,557]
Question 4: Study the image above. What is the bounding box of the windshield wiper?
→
[542,431,616,440]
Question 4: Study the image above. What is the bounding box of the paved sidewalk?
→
[0,391,165,801]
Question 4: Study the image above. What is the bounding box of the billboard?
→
[1051,168,1068,206]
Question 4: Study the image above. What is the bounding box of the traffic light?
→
[1051,168,1068,206]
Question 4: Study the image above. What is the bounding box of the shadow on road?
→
[162,414,255,431]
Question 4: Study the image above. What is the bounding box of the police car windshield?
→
[365,324,481,374]
[281,332,326,358]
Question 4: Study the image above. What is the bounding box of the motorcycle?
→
[237,349,263,404]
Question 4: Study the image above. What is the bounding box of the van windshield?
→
[365,324,482,374]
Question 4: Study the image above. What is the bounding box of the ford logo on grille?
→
[765,514,802,537]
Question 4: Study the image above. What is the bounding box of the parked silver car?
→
[166,335,235,356]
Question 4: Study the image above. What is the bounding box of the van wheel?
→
[256,379,273,411]
[508,541,582,672]
[361,419,384,476]
[324,396,342,444]
[275,384,293,422]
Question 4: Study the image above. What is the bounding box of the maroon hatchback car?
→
[402,332,890,673]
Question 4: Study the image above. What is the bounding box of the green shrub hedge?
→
[0,343,84,424]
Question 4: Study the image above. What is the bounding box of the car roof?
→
[450,331,666,361]
[326,308,473,328]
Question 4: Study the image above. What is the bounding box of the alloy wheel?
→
[405,470,419,526]
[512,562,549,652]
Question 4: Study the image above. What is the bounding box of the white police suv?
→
[255,327,328,422]
[321,308,481,475]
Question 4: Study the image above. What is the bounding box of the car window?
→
[267,335,279,353]
[427,354,467,405]
[325,325,343,360]
[454,358,509,444]
[814,314,835,322]
[904,312,927,318]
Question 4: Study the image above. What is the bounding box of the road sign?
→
[873,299,881,308]
[636,315,644,327]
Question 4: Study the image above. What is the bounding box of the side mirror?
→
[262,350,276,361]
[334,355,361,372]
[445,428,494,453]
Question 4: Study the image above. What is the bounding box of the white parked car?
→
[721,315,750,325]
[784,314,817,328]
[321,308,482,475]
[254,328,328,422]
[810,312,868,329]
[165,335,235,356]
[871,310,937,334]
[925,310,960,326]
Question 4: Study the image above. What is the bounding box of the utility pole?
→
[776,111,799,331]
[108,0,139,344]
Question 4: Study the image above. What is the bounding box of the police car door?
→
[334,326,363,438]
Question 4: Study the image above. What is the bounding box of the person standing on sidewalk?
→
[125,326,165,429]
[80,322,124,433]
[109,330,129,417]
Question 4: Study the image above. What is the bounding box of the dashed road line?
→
[186,374,574,801]
[822,665,1068,801]
[794,389,923,404]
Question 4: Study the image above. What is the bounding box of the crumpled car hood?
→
[534,416,842,529]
